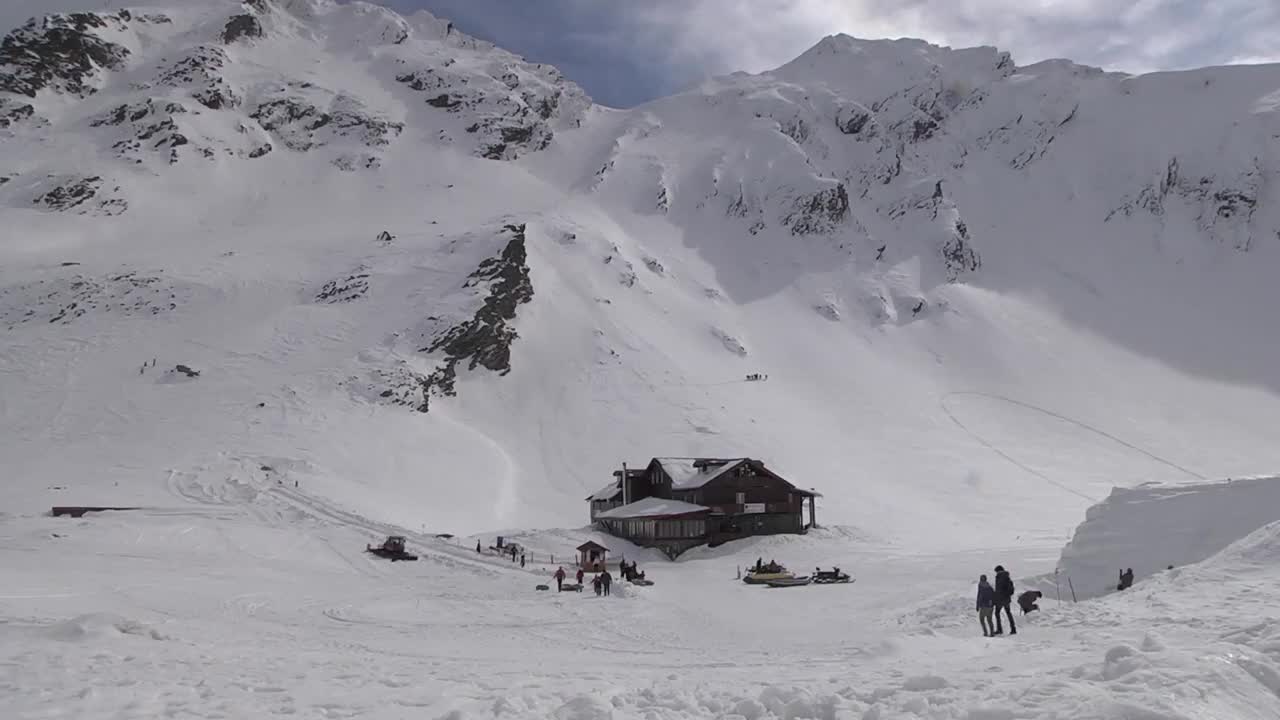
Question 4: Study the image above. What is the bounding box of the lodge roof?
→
[594,496,712,520]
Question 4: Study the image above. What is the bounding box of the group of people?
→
[620,560,645,582]
[553,566,614,596]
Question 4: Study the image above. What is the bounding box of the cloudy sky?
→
[1,1,1277,108]
[386,0,1280,107]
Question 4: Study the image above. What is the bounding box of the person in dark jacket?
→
[553,566,566,592]
[1117,568,1134,591]
[601,569,613,596]
[1017,590,1042,615]
[976,574,996,637]
[993,565,1016,635]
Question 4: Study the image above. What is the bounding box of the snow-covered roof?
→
[586,480,622,502]
[594,497,711,520]
[654,458,747,490]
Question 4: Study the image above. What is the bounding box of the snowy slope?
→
[1056,475,1280,599]
[5,2,1280,550]
[7,2,1280,718]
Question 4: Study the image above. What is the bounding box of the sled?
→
[743,571,794,585]
[765,576,812,588]
[366,535,418,561]
[559,583,584,593]
[535,584,550,591]
[630,578,654,586]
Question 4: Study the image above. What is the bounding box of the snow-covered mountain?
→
[13,3,1280,719]
[4,0,1280,550]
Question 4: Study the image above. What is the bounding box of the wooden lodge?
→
[585,457,820,558]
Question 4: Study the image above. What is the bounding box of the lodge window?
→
[736,492,745,504]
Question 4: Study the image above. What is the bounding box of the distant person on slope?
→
[976,574,996,637]
[992,565,1016,635]
[1117,568,1134,591]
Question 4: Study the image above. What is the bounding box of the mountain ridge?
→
[3,0,1280,548]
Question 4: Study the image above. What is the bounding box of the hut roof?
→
[585,480,622,502]
[595,496,711,520]
[576,540,610,552]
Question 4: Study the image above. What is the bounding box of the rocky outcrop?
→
[31,176,105,212]
[222,15,264,45]
[0,12,132,97]
[90,99,190,164]
[250,90,403,152]
[1106,157,1262,251]
[0,99,36,128]
[783,184,850,235]
[0,270,185,330]
[395,54,588,160]
[156,46,240,110]
[415,223,533,408]
[941,219,981,281]
[315,269,370,303]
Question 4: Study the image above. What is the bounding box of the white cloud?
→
[611,0,1280,79]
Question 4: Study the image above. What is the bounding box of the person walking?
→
[476,540,481,554]
[520,553,526,568]
[601,569,613,597]
[553,566,566,592]
[576,567,585,585]
[592,574,602,596]
[976,574,996,637]
[992,565,1016,635]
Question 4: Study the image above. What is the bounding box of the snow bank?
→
[1056,476,1280,599]
[41,613,168,642]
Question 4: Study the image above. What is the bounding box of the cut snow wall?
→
[1056,476,1280,600]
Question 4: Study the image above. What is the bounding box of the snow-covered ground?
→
[5,0,1280,717]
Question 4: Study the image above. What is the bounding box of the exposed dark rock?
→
[425,93,460,109]
[911,117,938,142]
[784,184,850,235]
[836,106,872,136]
[222,14,263,44]
[156,46,240,110]
[33,176,102,211]
[414,224,533,409]
[175,364,200,378]
[91,100,190,164]
[1,270,182,329]
[376,230,394,244]
[0,13,131,97]
[251,93,403,151]
[941,220,981,281]
[315,270,370,303]
[247,143,272,158]
[0,99,36,128]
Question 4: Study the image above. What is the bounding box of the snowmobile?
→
[366,535,418,561]
[743,562,793,585]
[812,568,853,585]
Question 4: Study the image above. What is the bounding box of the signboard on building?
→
[743,503,766,514]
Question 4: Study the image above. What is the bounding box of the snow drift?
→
[1056,475,1280,599]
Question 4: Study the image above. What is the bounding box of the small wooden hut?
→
[576,541,610,571]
